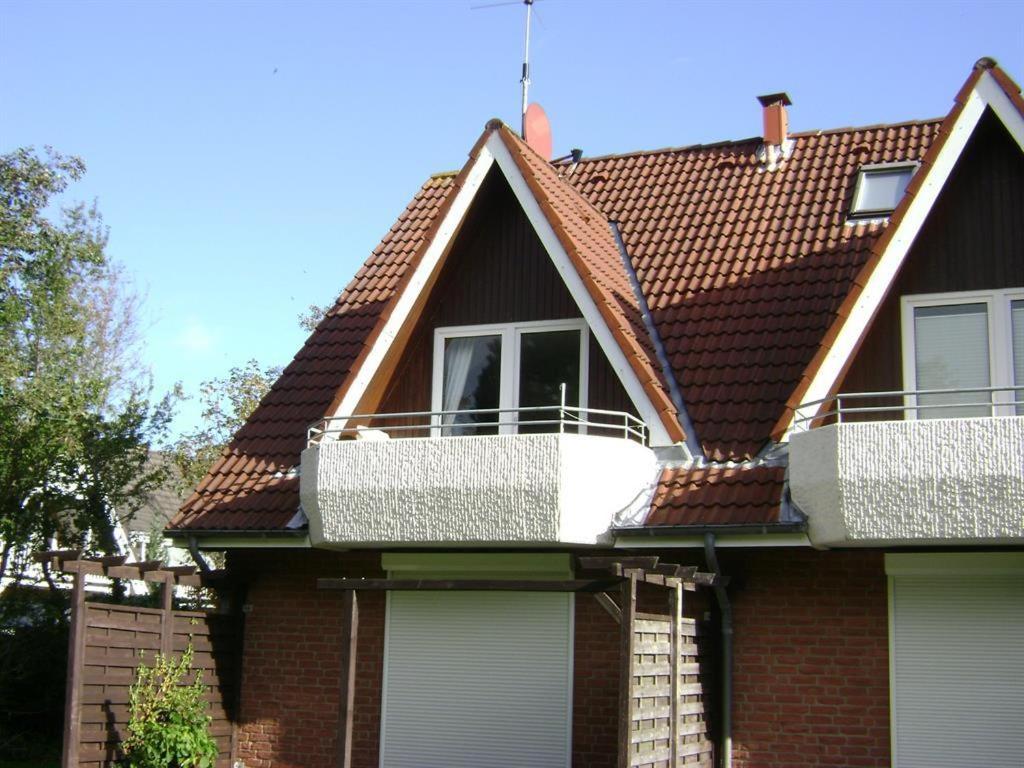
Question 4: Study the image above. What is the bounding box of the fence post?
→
[337,590,359,768]
[669,581,682,767]
[61,570,86,768]
[617,573,637,768]
[160,577,174,658]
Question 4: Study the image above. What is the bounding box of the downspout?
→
[704,533,732,768]
[188,535,213,573]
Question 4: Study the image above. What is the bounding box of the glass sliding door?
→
[517,329,582,433]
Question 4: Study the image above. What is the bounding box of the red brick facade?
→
[723,549,891,768]
[227,548,889,768]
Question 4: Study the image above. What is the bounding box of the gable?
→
[777,63,1024,439]
[378,168,638,421]
[329,127,684,448]
[376,169,639,419]
[840,108,1024,397]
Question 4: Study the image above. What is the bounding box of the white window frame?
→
[431,319,589,436]
[900,287,1024,418]
[849,161,918,219]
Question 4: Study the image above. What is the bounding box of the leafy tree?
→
[0,146,175,585]
[297,302,330,333]
[170,359,280,495]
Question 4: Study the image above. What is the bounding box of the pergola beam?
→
[317,577,624,593]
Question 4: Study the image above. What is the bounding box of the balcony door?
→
[432,320,587,436]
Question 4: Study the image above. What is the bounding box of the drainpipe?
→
[188,535,213,573]
[704,533,732,768]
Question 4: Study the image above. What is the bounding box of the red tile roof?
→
[170,62,1021,533]
[645,465,787,526]
[562,120,940,460]
[172,176,455,531]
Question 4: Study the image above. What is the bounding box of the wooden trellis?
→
[578,557,715,768]
[35,551,242,768]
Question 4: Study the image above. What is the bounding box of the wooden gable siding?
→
[377,168,638,418]
[838,108,1024,405]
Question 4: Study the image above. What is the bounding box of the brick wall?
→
[722,548,891,768]
[229,548,626,768]
[228,550,385,768]
[226,548,890,768]
[572,592,620,766]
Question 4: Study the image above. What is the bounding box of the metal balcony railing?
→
[308,403,649,447]
[793,385,1024,431]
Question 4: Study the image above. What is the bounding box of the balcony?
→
[300,406,658,548]
[789,386,1024,547]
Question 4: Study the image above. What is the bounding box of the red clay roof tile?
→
[645,465,787,526]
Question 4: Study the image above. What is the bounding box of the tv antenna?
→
[520,0,534,136]
[471,0,540,136]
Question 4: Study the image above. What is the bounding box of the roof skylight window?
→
[850,163,917,218]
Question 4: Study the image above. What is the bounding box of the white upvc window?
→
[901,288,1024,418]
[431,319,589,436]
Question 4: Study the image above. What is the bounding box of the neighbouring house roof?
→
[170,60,1024,534]
[121,453,185,537]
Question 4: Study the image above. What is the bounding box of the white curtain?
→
[441,336,491,433]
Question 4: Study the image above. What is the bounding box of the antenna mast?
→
[520,0,533,136]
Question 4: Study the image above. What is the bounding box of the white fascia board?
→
[486,133,675,447]
[329,147,496,418]
[976,71,1024,151]
[780,86,989,441]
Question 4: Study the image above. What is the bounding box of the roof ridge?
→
[788,116,945,138]
[552,117,944,166]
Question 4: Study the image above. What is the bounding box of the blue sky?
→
[2,0,1022,437]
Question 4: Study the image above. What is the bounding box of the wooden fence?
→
[37,552,243,768]
[76,601,242,767]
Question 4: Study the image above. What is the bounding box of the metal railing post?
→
[559,383,566,435]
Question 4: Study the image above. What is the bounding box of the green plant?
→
[121,643,218,768]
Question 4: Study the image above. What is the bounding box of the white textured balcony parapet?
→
[301,433,659,547]
[790,417,1024,547]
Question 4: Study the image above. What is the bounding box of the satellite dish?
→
[524,103,553,161]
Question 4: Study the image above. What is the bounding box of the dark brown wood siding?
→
[377,168,638,420]
[838,109,1024,414]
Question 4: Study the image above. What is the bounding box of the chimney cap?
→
[757,92,793,107]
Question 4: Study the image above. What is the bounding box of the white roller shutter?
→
[380,591,573,768]
[890,574,1024,768]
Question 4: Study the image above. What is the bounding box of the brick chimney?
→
[756,92,793,171]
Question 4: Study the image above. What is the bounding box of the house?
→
[167,58,1024,768]
[3,453,190,598]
